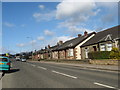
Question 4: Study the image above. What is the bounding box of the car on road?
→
[21,58,26,62]
[21,55,27,62]
[15,56,21,61]
[0,56,11,71]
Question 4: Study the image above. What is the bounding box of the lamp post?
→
[27,36,34,61]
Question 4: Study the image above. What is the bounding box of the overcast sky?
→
[1,0,119,54]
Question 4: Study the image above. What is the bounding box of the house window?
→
[68,49,74,56]
[106,44,112,51]
[100,44,106,51]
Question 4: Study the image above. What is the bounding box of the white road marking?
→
[28,63,47,70]
[37,66,47,70]
[52,70,77,79]
[94,82,117,89]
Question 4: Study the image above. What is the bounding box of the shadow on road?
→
[0,69,20,80]
[3,69,20,74]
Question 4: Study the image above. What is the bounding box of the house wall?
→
[81,40,119,59]
[47,51,51,59]
[48,52,52,59]
[59,50,66,59]
[52,51,59,59]
[66,48,76,59]
[33,54,39,60]
[81,44,98,59]
[43,53,48,59]
[75,34,95,59]
[36,54,40,59]
[114,40,120,49]
[40,54,44,59]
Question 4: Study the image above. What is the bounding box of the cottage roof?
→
[51,45,61,51]
[81,25,120,47]
[54,32,96,51]
[36,49,45,54]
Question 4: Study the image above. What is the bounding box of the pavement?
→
[1,59,119,88]
[30,61,119,72]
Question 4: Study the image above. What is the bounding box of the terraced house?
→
[32,25,119,60]
[51,41,63,60]
[81,25,120,59]
[53,31,96,60]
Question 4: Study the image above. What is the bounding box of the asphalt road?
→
[1,59,119,89]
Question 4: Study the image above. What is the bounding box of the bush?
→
[88,51,111,59]
[110,47,120,59]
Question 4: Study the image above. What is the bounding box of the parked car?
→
[15,56,21,61]
[21,55,27,62]
[21,58,26,62]
[0,56,11,71]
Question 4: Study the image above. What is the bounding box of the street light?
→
[27,36,34,61]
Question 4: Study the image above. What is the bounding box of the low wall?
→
[89,60,119,65]
[28,59,119,65]
[39,59,90,64]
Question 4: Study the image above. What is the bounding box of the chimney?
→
[78,34,82,37]
[45,46,47,49]
[84,31,88,36]
[57,41,63,46]
[48,45,50,49]
[59,40,63,45]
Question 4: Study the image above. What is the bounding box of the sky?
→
[1,0,119,54]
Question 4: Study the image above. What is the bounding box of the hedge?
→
[88,51,111,59]
[110,47,120,59]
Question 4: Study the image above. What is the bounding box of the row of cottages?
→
[81,25,120,59]
[33,31,96,60]
[33,25,120,60]
[52,31,96,60]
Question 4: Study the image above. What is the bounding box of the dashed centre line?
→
[28,63,47,70]
[94,82,118,89]
[52,70,77,79]
[37,66,47,70]
[27,63,118,89]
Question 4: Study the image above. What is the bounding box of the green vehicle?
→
[0,56,11,71]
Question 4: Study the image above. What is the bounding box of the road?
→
[1,59,119,89]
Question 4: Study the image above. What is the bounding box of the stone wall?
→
[89,60,119,65]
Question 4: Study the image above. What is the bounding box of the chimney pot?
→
[48,45,50,49]
[78,34,82,37]
[84,31,88,36]
[57,40,63,46]
[59,40,63,45]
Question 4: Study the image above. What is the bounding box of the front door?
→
[85,48,88,59]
